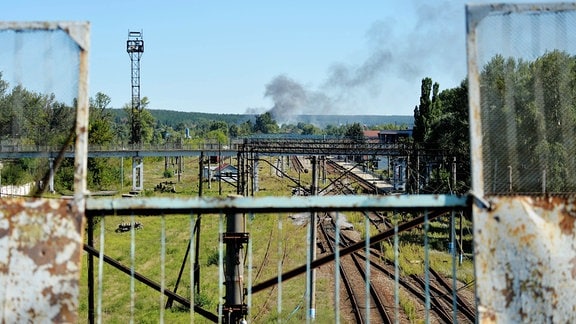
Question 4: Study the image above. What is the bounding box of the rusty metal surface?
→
[467,3,576,322]
[0,198,84,323]
[74,22,90,204]
[0,21,89,323]
[474,196,576,323]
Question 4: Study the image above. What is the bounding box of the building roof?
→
[214,163,237,173]
[363,130,380,138]
[379,129,413,136]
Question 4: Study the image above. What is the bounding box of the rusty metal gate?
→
[4,2,576,323]
[0,22,90,323]
[467,3,576,323]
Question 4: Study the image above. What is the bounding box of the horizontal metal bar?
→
[86,194,469,216]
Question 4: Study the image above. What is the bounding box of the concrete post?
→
[132,157,143,192]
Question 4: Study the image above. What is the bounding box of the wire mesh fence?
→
[467,3,576,323]
[468,3,576,195]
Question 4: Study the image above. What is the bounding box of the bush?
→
[206,250,219,266]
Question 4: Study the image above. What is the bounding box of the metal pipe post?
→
[223,199,248,323]
[308,156,318,319]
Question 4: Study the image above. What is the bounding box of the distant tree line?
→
[0,71,410,193]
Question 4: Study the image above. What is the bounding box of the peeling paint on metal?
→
[0,20,89,324]
[467,3,576,323]
[85,194,468,216]
[474,196,576,323]
[0,198,84,323]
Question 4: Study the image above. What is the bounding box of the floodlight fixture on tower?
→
[127,31,144,53]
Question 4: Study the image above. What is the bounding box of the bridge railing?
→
[82,194,473,323]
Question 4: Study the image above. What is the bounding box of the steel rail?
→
[319,219,364,323]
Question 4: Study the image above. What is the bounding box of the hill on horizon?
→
[109,108,414,129]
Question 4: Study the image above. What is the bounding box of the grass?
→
[77,156,474,323]
[399,290,418,323]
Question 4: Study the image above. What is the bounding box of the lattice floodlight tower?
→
[127,30,144,191]
[467,3,576,322]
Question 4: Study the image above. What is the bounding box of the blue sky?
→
[0,0,555,116]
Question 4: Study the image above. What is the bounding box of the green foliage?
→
[206,249,219,266]
[410,77,470,194]
[54,158,75,193]
[89,92,114,145]
[194,293,211,308]
[205,129,228,144]
[413,77,444,145]
[253,112,279,134]
[0,83,74,146]
[480,50,576,192]
[344,122,365,142]
[2,159,35,185]
[122,97,156,145]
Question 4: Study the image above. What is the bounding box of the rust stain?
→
[545,286,558,309]
[510,223,526,236]
[570,257,576,280]
[482,306,497,323]
[559,211,576,236]
[520,233,536,245]
[0,198,84,323]
[503,272,516,308]
[532,195,559,210]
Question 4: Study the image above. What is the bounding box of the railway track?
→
[325,159,379,194]
[319,217,392,323]
[276,156,475,322]
[320,213,476,323]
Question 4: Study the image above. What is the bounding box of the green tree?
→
[344,123,365,143]
[253,112,279,134]
[89,92,114,145]
[238,120,253,136]
[228,124,239,138]
[426,80,470,193]
[209,121,229,136]
[325,124,346,137]
[413,77,442,146]
[87,92,116,189]
[123,97,155,145]
[206,129,228,144]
